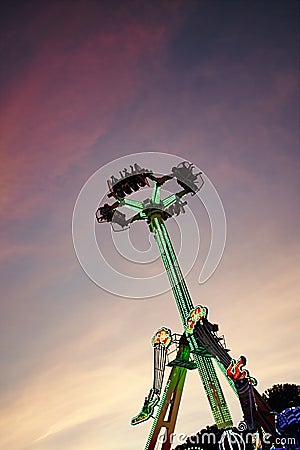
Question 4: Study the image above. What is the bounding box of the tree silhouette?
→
[263,384,300,413]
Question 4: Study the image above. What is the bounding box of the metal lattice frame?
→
[96,161,276,449]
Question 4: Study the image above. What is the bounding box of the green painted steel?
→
[150,214,233,429]
[144,342,190,450]
[193,354,232,428]
[151,183,161,204]
[117,181,233,432]
[152,216,193,323]
[144,379,171,450]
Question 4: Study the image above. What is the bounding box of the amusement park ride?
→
[95,161,276,449]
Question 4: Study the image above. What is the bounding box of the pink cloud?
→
[0,2,182,223]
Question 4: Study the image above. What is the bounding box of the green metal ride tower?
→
[96,162,276,450]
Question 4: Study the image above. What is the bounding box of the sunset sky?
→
[0,1,299,449]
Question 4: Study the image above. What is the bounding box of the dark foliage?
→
[263,384,300,413]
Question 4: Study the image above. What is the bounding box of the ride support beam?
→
[149,214,233,429]
[145,340,189,450]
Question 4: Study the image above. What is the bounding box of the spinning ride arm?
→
[95,160,275,437]
[148,215,233,429]
[131,328,172,426]
[95,161,203,230]
[96,162,232,430]
[186,311,276,435]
